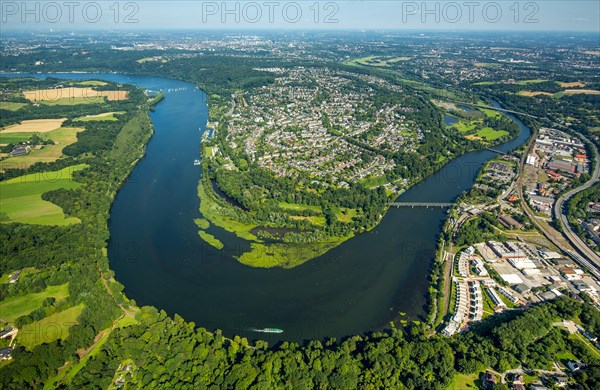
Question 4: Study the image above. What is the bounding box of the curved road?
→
[554,135,600,267]
[517,131,600,279]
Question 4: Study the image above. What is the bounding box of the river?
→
[1,73,532,344]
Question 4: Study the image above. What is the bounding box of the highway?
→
[554,134,600,268]
[517,130,600,279]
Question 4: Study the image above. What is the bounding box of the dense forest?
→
[0,79,155,387]
[4,296,597,389]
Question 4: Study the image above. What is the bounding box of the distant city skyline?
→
[1,1,599,33]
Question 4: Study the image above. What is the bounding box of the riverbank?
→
[196,166,354,268]
[430,106,535,331]
[2,72,534,344]
[198,95,530,270]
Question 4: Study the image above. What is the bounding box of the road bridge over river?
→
[452,101,539,119]
[389,202,454,208]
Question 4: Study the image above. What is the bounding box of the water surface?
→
[1,73,532,343]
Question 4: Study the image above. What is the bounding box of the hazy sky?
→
[1,1,599,32]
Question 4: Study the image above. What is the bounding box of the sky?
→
[1,1,599,32]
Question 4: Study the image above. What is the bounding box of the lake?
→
[1,73,532,344]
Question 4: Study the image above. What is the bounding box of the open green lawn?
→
[447,372,481,389]
[481,289,498,317]
[474,79,548,86]
[476,127,509,141]
[279,202,358,226]
[556,350,578,362]
[278,202,322,213]
[0,132,33,144]
[452,117,509,141]
[515,79,549,85]
[117,315,139,328]
[73,111,124,122]
[386,57,413,63]
[20,304,84,350]
[522,373,540,384]
[289,215,326,226]
[452,121,478,133]
[337,208,358,223]
[0,283,69,322]
[0,164,87,225]
[346,55,389,67]
[39,96,106,106]
[481,108,502,119]
[346,55,413,67]
[204,145,217,157]
[0,102,27,111]
[2,127,84,168]
[360,175,389,188]
[75,80,108,86]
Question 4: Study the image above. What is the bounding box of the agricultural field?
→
[558,81,586,88]
[512,79,548,85]
[0,283,69,323]
[19,304,85,350]
[517,91,554,97]
[345,55,412,67]
[452,122,478,133]
[73,111,124,122]
[23,87,128,102]
[75,80,108,86]
[0,164,87,225]
[2,126,84,168]
[38,97,107,106]
[474,79,549,86]
[0,102,27,111]
[446,107,511,141]
[0,118,66,133]
[562,89,600,95]
[136,56,168,63]
[0,132,33,144]
[473,62,500,68]
[476,127,509,141]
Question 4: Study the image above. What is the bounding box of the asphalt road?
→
[517,130,600,279]
[554,135,600,267]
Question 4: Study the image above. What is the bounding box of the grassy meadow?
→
[0,283,69,323]
[0,164,88,225]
